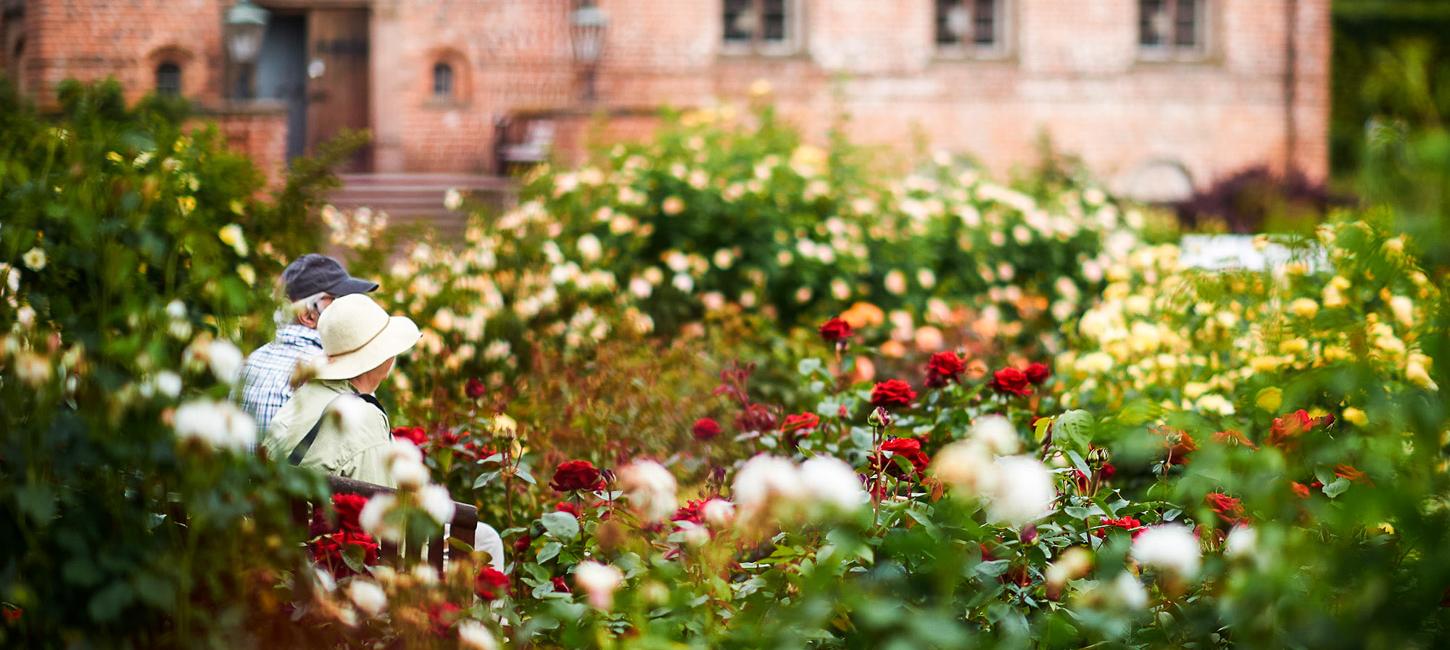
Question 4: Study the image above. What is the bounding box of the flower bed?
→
[4,84,1450,648]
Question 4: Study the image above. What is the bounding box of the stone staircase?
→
[327,173,517,242]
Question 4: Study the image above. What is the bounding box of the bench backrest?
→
[315,475,504,572]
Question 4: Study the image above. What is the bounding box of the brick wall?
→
[200,101,289,188]
[14,0,1332,190]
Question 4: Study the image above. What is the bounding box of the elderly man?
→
[238,254,378,432]
[262,294,420,486]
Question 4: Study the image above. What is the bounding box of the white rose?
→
[618,460,679,522]
[983,456,1056,526]
[359,493,400,541]
[970,415,1021,456]
[458,620,499,650]
[1223,525,1257,561]
[574,561,624,610]
[207,339,244,386]
[1132,524,1201,577]
[419,484,456,524]
[347,580,387,617]
[173,399,256,452]
[799,456,867,510]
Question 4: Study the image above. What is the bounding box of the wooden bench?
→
[493,116,555,175]
[316,475,505,572]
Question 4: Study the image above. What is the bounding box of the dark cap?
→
[281,254,379,301]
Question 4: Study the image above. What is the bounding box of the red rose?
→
[876,437,930,477]
[552,576,572,593]
[781,412,821,434]
[926,352,966,388]
[672,499,707,525]
[330,492,368,534]
[990,367,1032,397]
[551,460,605,492]
[692,417,722,441]
[1206,492,1248,525]
[1268,409,1335,447]
[1024,362,1051,385]
[392,425,428,447]
[465,376,487,399]
[555,501,584,518]
[426,602,461,637]
[1212,429,1257,449]
[1334,464,1369,484]
[1291,481,1311,499]
[462,439,497,461]
[2,606,20,623]
[1095,516,1143,538]
[308,530,380,578]
[734,403,778,433]
[474,566,511,601]
[871,379,917,409]
[512,533,533,554]
[819,317,853,344]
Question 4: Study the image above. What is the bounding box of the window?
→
[723,0,796,54]
[1139,0,1206,58]
[935,0,1007,57]
[432,62,454,99]
[155,62,182,96]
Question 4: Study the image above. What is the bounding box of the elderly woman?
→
[261,294,419,487]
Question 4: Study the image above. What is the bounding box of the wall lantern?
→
[225,0,270,98]
[570,0,608,102]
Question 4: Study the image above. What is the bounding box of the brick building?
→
[1,0,1329,201]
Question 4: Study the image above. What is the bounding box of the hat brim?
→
[327,276,380,297]
[315,316,421,380]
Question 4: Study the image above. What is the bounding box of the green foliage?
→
[1332,3,1450,268]
[0,80,332,647]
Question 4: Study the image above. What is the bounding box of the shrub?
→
[0,80,332,646]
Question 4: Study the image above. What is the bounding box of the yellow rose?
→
[1342,407,1367,426]
[1279,338,1309,355]
[1289,298,1319,319]
[1256,387,1283,413]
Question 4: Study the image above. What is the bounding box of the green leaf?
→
[341,544,367,573]
[1322,477,1351,498]
[1065,450,1092,479]
[537,541,562,563]
[1054,409,1095,450]
[975,559,1010,578]
[515,466,537,485]
[472,470,502,489]
[540,512,580,540]
[1033,416,1054,443]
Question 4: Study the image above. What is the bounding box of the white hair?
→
[274,291,332,326]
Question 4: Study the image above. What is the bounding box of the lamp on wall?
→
[569,0,608,103]
[225,0,270,98]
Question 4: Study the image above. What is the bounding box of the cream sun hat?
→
[314,294,422,381]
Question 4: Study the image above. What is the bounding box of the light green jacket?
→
[260,379,396,488]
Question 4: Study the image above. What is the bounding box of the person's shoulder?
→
[325,392,387,430]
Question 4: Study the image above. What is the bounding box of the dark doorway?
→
[306,9,371,171]
[255,13,308,162]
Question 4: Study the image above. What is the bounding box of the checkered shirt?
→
[238,323,324,433]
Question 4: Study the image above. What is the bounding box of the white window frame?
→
[1137,0,1211,62]
[934,0,1012,60]
[721,0,802,57]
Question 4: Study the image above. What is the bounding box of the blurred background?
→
[0,0,1445,257]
